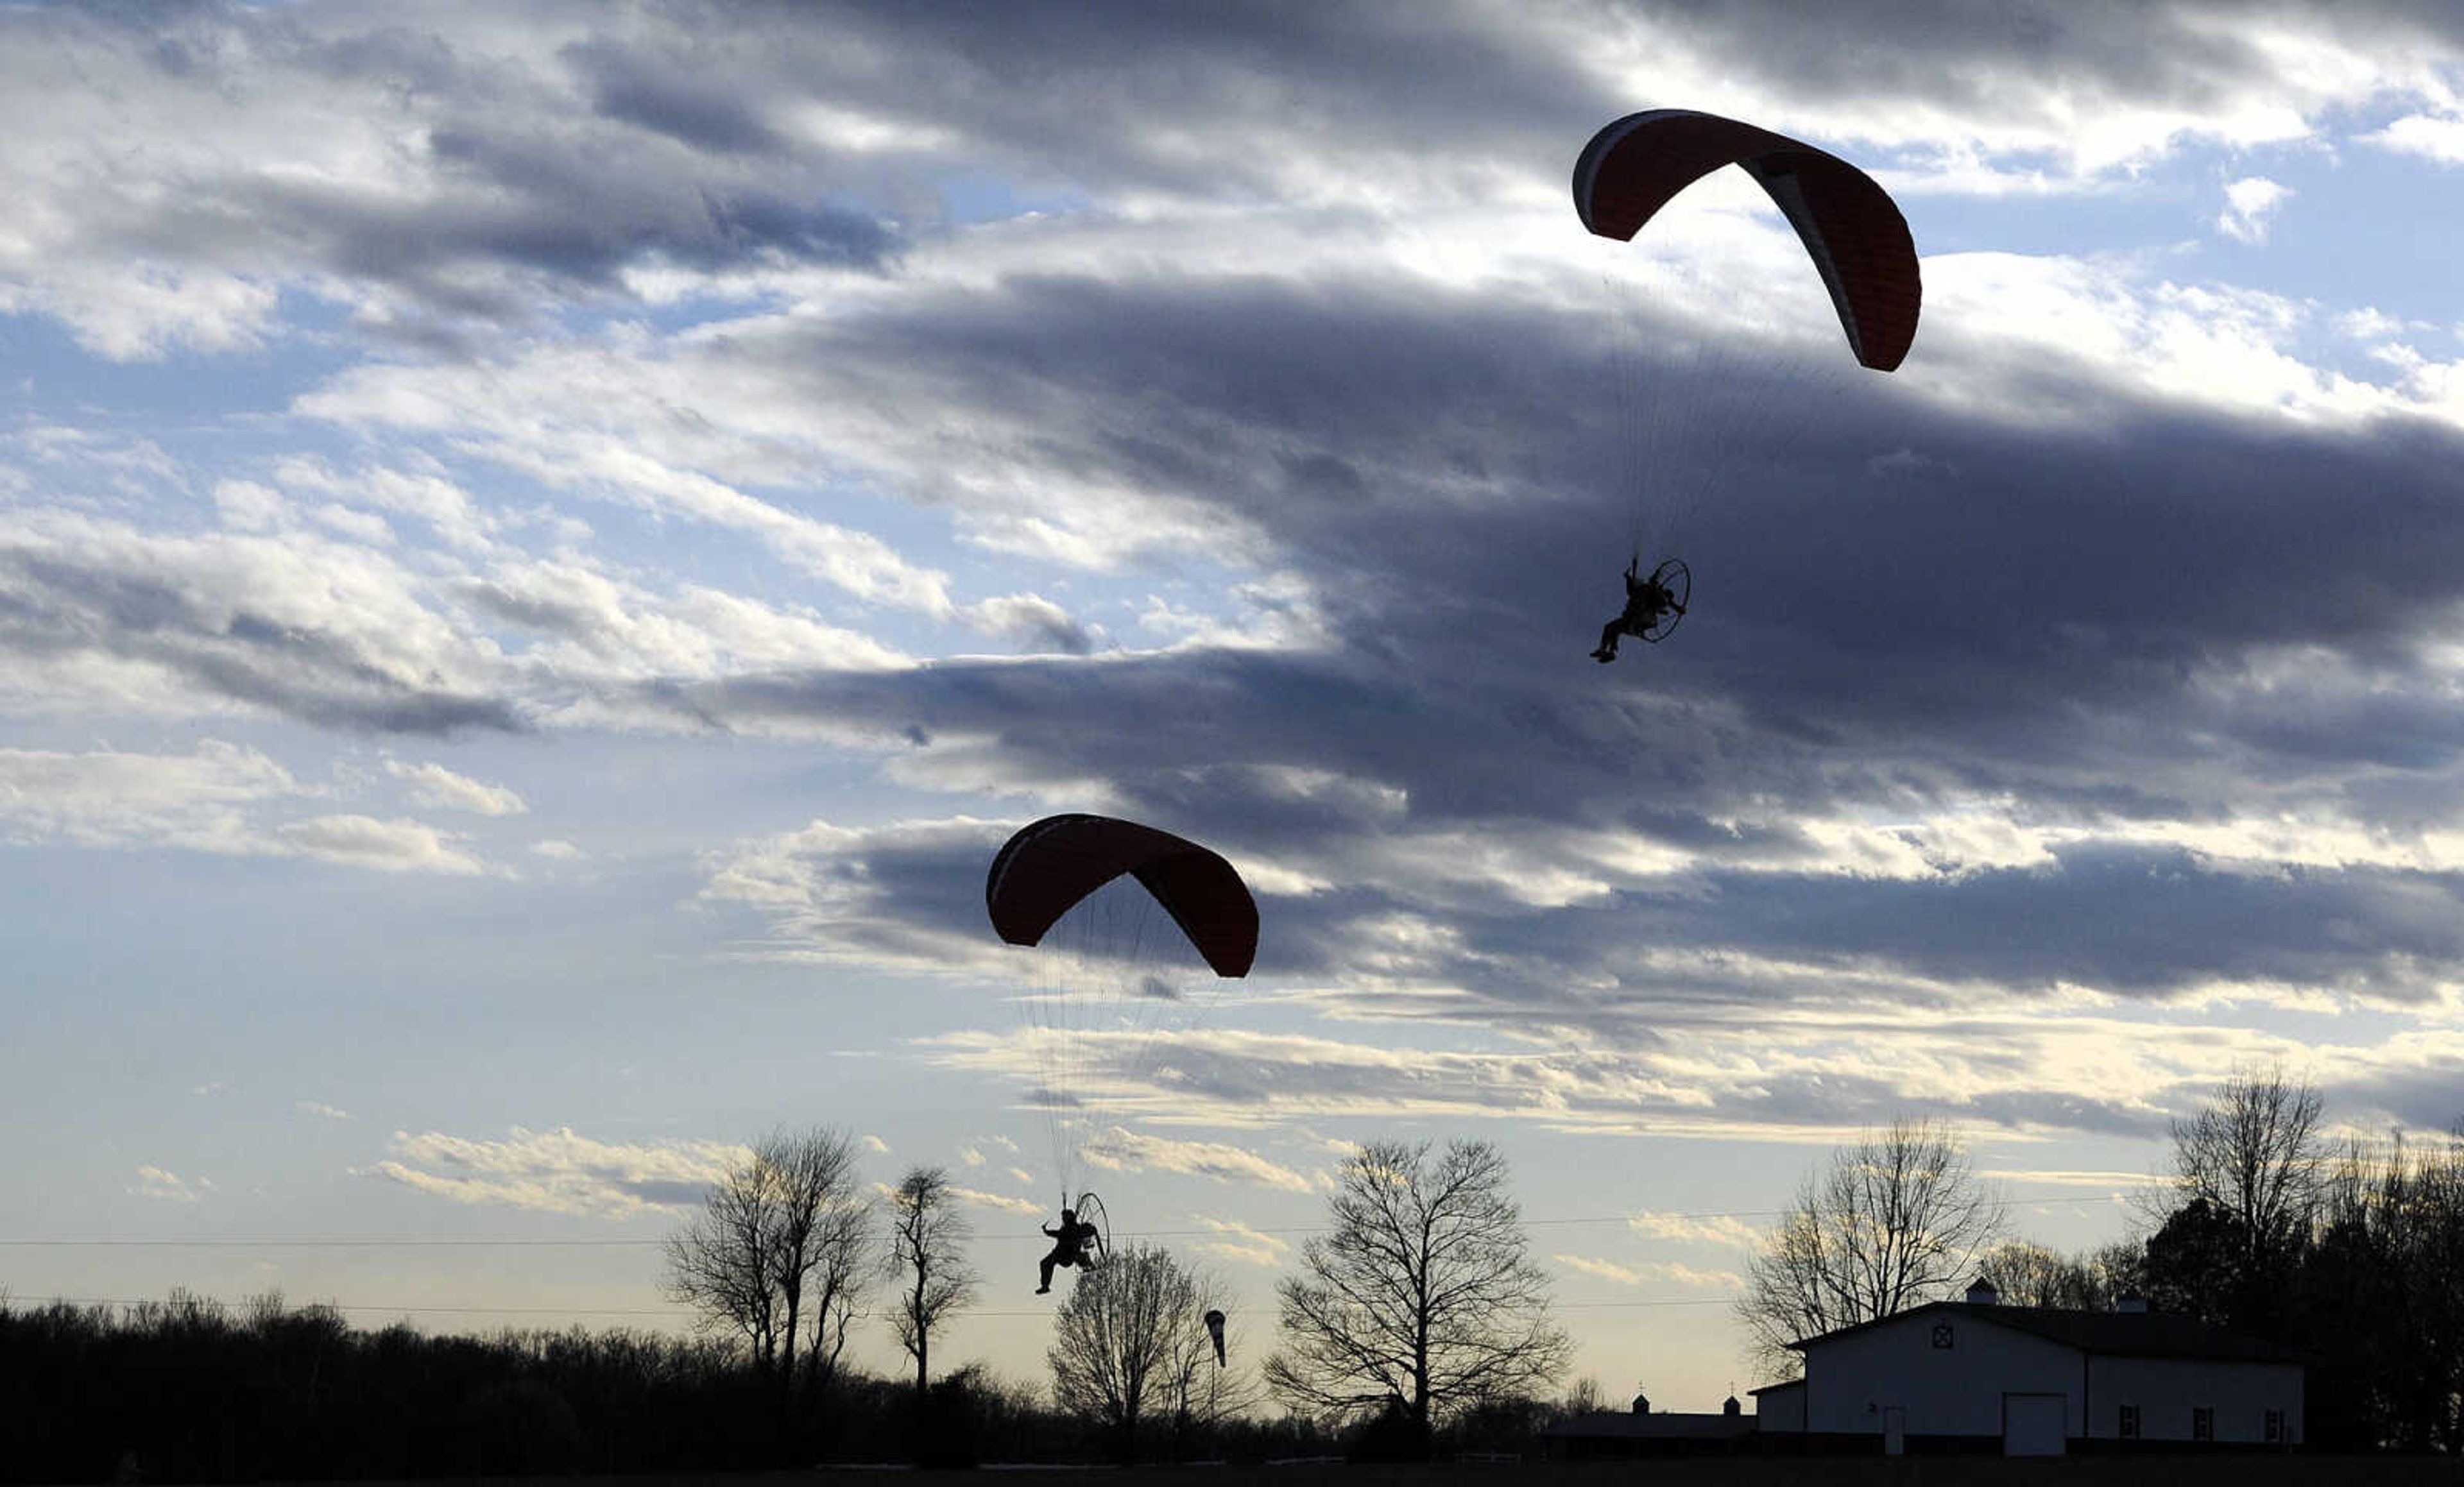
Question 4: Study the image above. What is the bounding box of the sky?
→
[7,0,2464,1414]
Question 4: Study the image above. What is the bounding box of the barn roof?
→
[1789,1301,2308,1364]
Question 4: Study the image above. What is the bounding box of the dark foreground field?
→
[265,1459,2464,1487]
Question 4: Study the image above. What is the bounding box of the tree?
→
[1976,1239,2134,1311]
[663,1126,873,1421]
[1263,1139,1570,1451]
[2160,1065,2325,1334]
[2141,1196,2248,1328]
[2297,1128,2464,1450]
[1735,1117,2003,1382]
[1047,1243,1229,1459]
[886,1165,978,1398]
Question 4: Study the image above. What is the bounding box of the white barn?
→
[1752,1280,2305,1457]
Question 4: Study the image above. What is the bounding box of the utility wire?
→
[15,1292,1738,1322]
[0,1186,2136,1251]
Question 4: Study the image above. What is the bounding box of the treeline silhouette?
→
[0,1289,1335,1483]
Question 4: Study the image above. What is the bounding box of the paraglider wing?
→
[1573,108,1921,371]
[986,813,1258,978]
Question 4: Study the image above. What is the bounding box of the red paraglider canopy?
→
[1574,108,1921,372]
[986,814,1258,978]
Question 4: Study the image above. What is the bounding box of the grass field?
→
[270,1457,2464,1487]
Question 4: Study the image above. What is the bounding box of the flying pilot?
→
[1591,554,1685,662]
[1037,1207,1101,1295]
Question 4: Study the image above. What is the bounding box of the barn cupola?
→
[1965,1276,2000,1305]
[1630,1393,1650,1415]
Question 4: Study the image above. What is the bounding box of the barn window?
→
[2193,1407,2214,1442]
[1929,1323,1954,1349]
[2264,1409,2283,1443]
[2118,1404,2139,1440]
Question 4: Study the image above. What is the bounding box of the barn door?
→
[2003,1393,2066,1457]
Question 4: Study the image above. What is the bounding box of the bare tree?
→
[1263,1139,1570,1445]
[1735,1117,2003,1382]
[2169,1064,2324,1270]
[886,1165,977,1398]
[1047,1243,1228,1459]
[663,1128,873,1420]
[776,1132,873,1406]
[1976,1239,2131,1310]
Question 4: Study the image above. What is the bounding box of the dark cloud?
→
[644,246,2464,1017]
[561,35,787,155]
[21,1,2464,355]
[0,546,524,736]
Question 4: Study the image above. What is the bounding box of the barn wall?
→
[2085,1357,2303,1445]
[1802,1310,2082,1440]
[1752,1384,1805,1432]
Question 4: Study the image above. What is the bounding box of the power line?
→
[0,1186,2135,1252]
[10,1292,1740,1323]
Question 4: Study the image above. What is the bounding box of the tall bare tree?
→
[886,1165,977,1398]
[1263,1139,1569,1445]
[2169,1064,2324,1271]
[1736,1117,2004,1381]
[774,1132,873,1406]
[1046,1243,1242,1459]
[663,1125,873,1415]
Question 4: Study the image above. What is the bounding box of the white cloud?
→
[366,1126,744,1218]
[1081,1126,1316,1193]
[386,760,526,817]
[0,741,296,854]
[296,1101,354,1121]
[1555,1252,1646,1286]
[273,815,488,876]
[1194,1216,1292,1268]
[950,1183,1045,1216]
[1625,1210,1763,1250]
[2217,176,2294,244]
[130,1165,211,1204]
[2366,111,2464,165]
[1557,1253,1743,1292]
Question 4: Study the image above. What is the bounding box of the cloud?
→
[19,0,2464,1171]
[1555,1253,1743,1292]
[296,1101,354,1121]
[1194,1216,1292,1268]
[950,1183,1045,1216]
[2365,110,2464,165]
[1626,1211,1764,1250]
[0,741,298,854]
[1555,1252,1646,1286]
[272,815,488,875]
[365,1126,746,1218]
[2216,176,2293,244]
[130,1166,210,1204]
[386,760,527,816]
[1081,1126,1316,1193]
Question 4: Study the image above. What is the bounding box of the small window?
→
[1929,1323,1955,1349]
[2193,1407,2214,1442]
[2264,1409,2283,1443]
[2118,1404,2139,1440]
